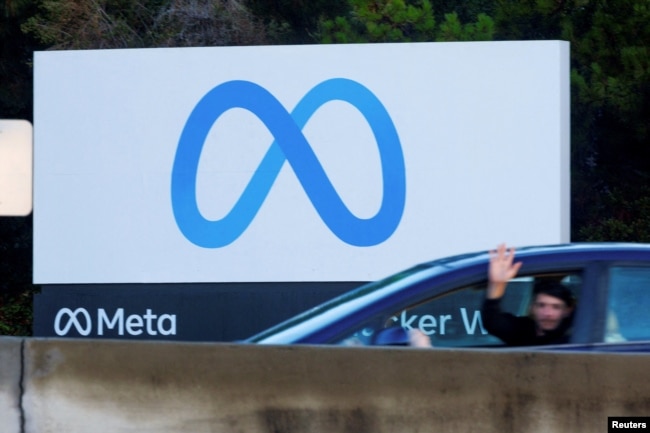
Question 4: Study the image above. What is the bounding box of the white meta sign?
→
[0,119,32,216]
[33,41,570,284]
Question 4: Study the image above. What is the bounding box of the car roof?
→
[417,242,650,271]
[247,242,650,344]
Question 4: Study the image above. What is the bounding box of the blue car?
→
[246,243,650,352]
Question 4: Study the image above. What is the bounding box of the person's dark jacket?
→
[481,297,573,346]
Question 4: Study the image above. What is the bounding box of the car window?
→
[336,272,582,347]
[383,278,533,347]
[606,267,650,342]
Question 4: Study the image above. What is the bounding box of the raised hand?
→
[486,243,522,299]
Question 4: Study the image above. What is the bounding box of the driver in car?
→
[481,243,576,346]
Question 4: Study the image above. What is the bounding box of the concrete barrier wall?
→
[0,337,22,433]
[0,336,648,433]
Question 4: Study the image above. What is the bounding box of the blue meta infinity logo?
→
[171,78,406,248]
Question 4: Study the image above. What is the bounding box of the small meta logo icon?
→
[54,307,177,337]
[171,78,406,248]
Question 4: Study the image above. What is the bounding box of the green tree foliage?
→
[436,11,494,41]
[0,0,40,336]
[491,0,650,241]
[150,0,269,47]
[568,1,650,242]
[0,0,42,120]
[319,0,494,43]
[429,0,495,23]
[0,216,34,336]
[247,0,349,44]
[575,188,650,242]
[321,0,436,43]
[22,0,269,49]
[22,0,152,48]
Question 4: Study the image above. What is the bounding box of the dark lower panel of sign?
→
[33,282,362,342]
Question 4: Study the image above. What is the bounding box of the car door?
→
[333,269,585,348]
[600,263,650,349]
[537,259,650,352]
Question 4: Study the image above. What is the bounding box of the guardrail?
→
[1,336,648,432]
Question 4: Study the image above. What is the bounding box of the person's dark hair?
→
[533,281,575,307]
